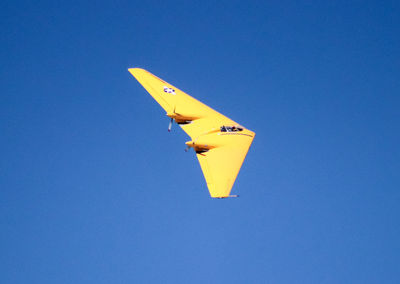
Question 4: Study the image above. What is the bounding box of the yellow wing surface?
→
[128,68,255,198]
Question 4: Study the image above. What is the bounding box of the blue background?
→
[1,1,399,283]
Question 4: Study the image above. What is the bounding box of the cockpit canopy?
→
[220,125,244,132]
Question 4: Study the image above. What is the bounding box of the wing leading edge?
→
[128,68,255,198]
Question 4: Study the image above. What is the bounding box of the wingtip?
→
[127,67,146,76]
[212,194,239,199]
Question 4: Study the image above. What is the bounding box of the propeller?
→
[168,117,173,132]
[167,106,178,132]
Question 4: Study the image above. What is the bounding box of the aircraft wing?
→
[128,68,237,139]
[196,134,254,198]
[128,68,255,198]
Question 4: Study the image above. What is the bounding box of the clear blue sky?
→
[1,1,399,283]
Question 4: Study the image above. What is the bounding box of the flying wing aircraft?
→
[128,68,255,198]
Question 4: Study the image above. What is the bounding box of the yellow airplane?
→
[128,68,255,198]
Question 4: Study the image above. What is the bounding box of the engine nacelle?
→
[185,140,215,154]
[166,112,199,124]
